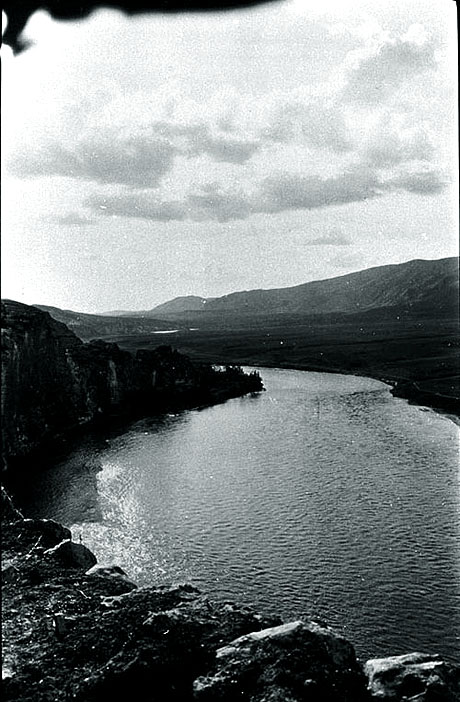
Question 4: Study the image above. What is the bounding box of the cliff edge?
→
[1,300,263,466]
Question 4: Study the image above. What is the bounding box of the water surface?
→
[20,369,460,662]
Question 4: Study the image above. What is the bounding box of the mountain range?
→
[112,256,459,321]
[18,255,459,413]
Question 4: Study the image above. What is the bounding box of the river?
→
[18,368,460,663]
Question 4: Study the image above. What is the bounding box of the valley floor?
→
[92,314,460,417]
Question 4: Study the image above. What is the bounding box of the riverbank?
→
[2,487,459,702]
[105,314,459,420]
[1,300,263,469]
[244,360,460,420]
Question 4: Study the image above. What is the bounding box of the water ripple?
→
[22,368,460,663]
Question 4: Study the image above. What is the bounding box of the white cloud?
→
[361,111,435,167]
[261,98,353,152]
[341,24,437,104]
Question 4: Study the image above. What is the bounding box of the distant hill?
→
[149,257,458,320]
[33,257,458,340]
[33,305,182,341]
[150,296,211,315]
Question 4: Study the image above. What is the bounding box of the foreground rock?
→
[365,653,460,701]
[2,505,459,702]
[194,620,368,701]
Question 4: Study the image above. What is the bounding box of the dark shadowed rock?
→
[74,590,282,702]
[193,619,368,702]
[17,518,72,548]
[1,300,263,467]
[44,539,97,569]
[1,485,24,521]
[365,653,460,701]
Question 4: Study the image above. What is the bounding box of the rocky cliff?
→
[2,493,459,702]
[1,300,263,465]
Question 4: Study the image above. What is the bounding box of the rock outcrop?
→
[194,620,368,701]
[2,503,459,702]
[1,300,263,466]
[365,653,460,702]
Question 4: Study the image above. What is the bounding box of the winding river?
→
[19,368,460,662]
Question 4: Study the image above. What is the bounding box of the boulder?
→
[18,518,71,547]
[365,652,460,701]
[193,620,368,702]
[44,539,97,569]
[86,564,138,591]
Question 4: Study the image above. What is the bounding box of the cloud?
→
[362,113,435,168]
[52,212,96,226]
[84,192,188,221]
[84,182,253,223]
[187,183,254,222]
[261,99,353,153]
[9,133,176,188]
[385,167,448,195]
[7,119,261,187]
[259,168,383,212]
[341,24,437,104]
[173,124,261,164]
[84,160,448,224]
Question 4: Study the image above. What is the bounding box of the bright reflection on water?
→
[21,369,460,662]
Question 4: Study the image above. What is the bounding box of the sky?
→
[1,0,458,313]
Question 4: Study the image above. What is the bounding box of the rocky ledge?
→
[2,490,459,702]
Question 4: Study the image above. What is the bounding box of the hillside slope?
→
[33,305,180,340]
[151,257,459,319]
[151,295,211,315]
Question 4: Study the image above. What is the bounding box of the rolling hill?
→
[148,257,458,319]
